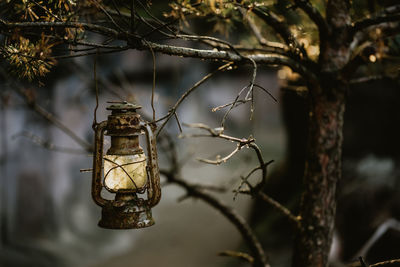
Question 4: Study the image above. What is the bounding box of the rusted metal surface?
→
[98,193,154,229]
[106,102,142,136]
[107,136,142,155]
[141,123,161,208]
[92,121,110,207]
[91,101,161,229]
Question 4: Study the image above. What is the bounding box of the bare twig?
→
[13,87,92,152]
[0,20,121,38]
[218,250,254,264]
[185,60,261,126]
[349,75,387,84]
[135,0,176,35]
[241,160,274,184]
[253,84,278,102]
[130,0,136,33]
[197,145,241,165]
[175,34,242,56]
[240,8,287,51]
[93,51,99,129]
[0,19,316,80]
[291,0,329,38]
[29,0,62,22]
[161,169,269,267]
[359,256,368,267]
[158,128,269,266]
[221,84,249,128]
[245,58,257,120]
[250,7,308,58]
[12,131,87,155]
[370,259,400,267]
[90,0,126,33]
[353,218,400,259]
[352,5,400,34]
[212,99,251,112]
[173,112,182,133]
[257,191,301,228]
[148,42,156,121]
[155,62,233,136]
[139,41,316,81]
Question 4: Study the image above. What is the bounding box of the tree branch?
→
[0,19,121,38]
[251,7,308,58]
[0,19,316,81]
[369,259,400,267]
[292,0,330,39]
[257,191,301,228]
[13,87,93,152]
[240,8,287,50]
[12,131,87,154]
[140,40,316,82]
[161,169,269,267]
[352,5,400,35]
[218,250,254,264]
[155,62,233,136]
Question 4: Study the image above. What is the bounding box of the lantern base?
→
[98,201,154,229]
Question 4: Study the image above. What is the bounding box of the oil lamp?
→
[92,101,161,229]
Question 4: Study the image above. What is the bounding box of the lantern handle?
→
[92,121,111,207]
[141,123,161,207]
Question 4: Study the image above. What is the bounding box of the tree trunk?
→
[292,1,351,265]
[292,88,346,267]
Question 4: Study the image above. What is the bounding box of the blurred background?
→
[0,48,286,267]
[1,1,400,266]
[1,44,400,267]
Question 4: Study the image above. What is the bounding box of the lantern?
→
[92,101,161,229]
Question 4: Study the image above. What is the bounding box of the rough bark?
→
[292,88,346,267]
[292,1,351,266]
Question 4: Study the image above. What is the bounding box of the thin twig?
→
[197,145,241,165]
[245,58,257,120]
[257,191,301,228]
[130,0,136,33]
[159,129,269,266]
[110,0,129,28]
[146,40,156,121]
[253,84,278,102]
[135,0,176,35]
[240,7,286,51]
[174,112,182,133]
[359,256,368,267]
[212,99,251,112]
[242,160,275,183]
[352,5,400,34]
[291,0,329,38]
[12,131,87,155]
[218,250,254,264]
[13,87,92,152]
[29,0,62,22]
[370,259,400,267]
[93,50,99,129]
[155,62,233,136]
[221,84,249,128]
[0,19,316,81]
[161,169,269,267]
[250,7,308,58]
[90,0,126,33]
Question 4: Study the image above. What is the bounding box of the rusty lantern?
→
[92,102,161,229]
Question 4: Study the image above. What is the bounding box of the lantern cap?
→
[106,101,142,112]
